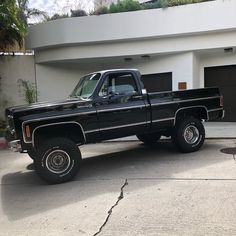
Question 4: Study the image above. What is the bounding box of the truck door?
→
[94,72,148,140]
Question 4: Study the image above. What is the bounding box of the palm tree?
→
[0,0,26,51]
[17,0,48,25]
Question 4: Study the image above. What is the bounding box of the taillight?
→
[220,95,224,107]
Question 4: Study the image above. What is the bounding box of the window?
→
[70,73,101,98]
[99,73,138,97]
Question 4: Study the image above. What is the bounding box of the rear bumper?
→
[9,140,22,152]
[208,109,225,121]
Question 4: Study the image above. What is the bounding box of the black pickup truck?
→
[6,69,224,184]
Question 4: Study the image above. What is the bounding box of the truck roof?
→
[94,68,139,74]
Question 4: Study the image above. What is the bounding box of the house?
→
[26,0,236,121]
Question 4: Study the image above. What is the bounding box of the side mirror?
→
[108,91,119,98]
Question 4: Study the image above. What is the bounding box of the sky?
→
[28,0,95,18]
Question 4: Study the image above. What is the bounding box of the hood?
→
[6,98,91,118]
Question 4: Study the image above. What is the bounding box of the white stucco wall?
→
[192,53,200,88]
[0,56,35,119]
[35,64,87,102]
[130,52,194,90]
[27,0,236,50]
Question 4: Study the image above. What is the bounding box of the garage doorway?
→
[205,65,236,122]
[141,72,172,93]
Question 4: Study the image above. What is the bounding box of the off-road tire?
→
[34,137,81,184]
[137,133,161,145]
[171,117,205,153]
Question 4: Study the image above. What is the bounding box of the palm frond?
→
[27,8,48,18]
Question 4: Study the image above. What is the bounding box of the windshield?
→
[70,73,101,99]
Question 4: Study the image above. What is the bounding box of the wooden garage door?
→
[205,65,236,122]
[141,72,172,93]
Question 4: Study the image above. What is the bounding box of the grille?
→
[6,115,15,134]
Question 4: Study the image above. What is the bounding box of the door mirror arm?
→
[108,91,119,98]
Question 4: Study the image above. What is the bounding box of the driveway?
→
[1,139,236,235]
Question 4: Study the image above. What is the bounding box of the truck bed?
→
[147,87,223,129]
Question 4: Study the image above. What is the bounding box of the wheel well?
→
[175,107,208,124]
[33,123,85,149]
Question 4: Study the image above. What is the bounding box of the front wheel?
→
[34,137,81,184]
[171,117,205,153]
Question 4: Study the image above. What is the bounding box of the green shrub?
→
[110,0,142,13]
[144,2,163,9]
[90,6,109,15]
[144,0,169,9]
[17,79,37,104]
[71,9,87,17]
[47,0,213,20]
[144,0,208,9]
[47,13,69,21]
[167,0,206,6]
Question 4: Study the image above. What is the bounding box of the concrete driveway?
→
[1,139,236,235]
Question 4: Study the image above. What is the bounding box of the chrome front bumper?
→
[9,140,22,152]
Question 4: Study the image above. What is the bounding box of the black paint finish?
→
[5,69,224,151]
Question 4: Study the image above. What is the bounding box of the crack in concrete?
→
[93,179,128,236]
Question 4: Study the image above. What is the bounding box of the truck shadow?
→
[1,139,231,221]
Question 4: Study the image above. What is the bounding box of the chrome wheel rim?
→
[183,125,200,144]
[45,150,71,174]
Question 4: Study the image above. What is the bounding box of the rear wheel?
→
[137,133,161,145]
[34,137,81,184]
[171,117,205,153]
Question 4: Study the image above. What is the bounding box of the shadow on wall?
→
[1,139,231,221]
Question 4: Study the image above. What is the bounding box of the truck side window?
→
[99,73,138,97]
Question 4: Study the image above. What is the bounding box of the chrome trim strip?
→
[148,87,220,96]
[208,108,224,113]
[84,129,100,134]
[152,117,175,123]
[97,105,146,113]
[31,121,86,147]
[151,96,221,106]
[174,105,209,126]
[85,121,147,133]
[100,121,147,131]
[21,112,95,143]
[78,106,221,134]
